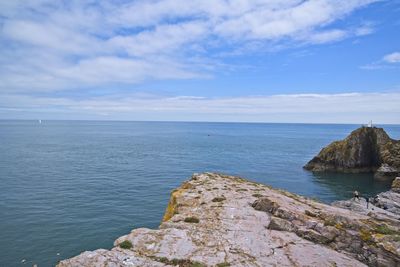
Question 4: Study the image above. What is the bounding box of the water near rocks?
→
[1,121,399,266]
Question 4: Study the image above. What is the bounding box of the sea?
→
[1,120,399,267]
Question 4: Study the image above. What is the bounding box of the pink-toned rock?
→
[58,173,400,267]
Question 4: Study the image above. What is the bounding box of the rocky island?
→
[304,126,400,179]
[58,173,400,267]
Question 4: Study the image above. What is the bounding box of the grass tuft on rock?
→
[184,216,200,223]
[375,224,399,235]
[323,218,336,227]
[119,240,133,249]
[216,262,231,267]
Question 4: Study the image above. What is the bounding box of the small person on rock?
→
[353,190,360,201]
[364,196,369,209]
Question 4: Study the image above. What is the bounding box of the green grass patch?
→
[119,240,133,249]
[375,224,399,235]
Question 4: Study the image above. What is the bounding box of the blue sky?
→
[0,0,399,123]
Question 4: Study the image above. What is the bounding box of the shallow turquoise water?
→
[0,121,399,266]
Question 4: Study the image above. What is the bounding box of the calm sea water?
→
[1,121,399,266]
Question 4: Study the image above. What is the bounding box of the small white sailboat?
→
[39,119,42,124]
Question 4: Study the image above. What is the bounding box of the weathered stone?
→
[58,173,400,267]
[296,228,333,244]
[375,164,400,179]
[251,197,279,214]
[314,224,340,241]
[304,126,400,178]
[373,191,400,215]
[305,209,318,217]
[268,216,296,232]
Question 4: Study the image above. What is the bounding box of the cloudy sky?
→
[0,0,399,123]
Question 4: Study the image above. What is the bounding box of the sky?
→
[0,0,399,123]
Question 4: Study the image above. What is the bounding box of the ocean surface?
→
[1,121,399,266]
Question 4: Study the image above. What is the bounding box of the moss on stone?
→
[118,240,133,249]
[334,223,344,230]
[359,228,373,243]
[375,224,399,235]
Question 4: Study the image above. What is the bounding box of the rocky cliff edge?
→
[58,173,400,267]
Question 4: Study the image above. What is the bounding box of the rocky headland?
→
[58,173,400,267]
[304,126,400,179]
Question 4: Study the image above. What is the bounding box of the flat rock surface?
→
[58,173,400,267]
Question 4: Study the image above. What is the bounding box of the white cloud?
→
[0,0,379,93]
[107,21,208,56]
[355,25,375,36]
[2,20,100,54]
[383,52,400,63]
[1,92,399,124]
[57,56,205,84]
[360,51,400,70]
[305,29,348,44]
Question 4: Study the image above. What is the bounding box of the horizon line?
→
[1,119,399,126]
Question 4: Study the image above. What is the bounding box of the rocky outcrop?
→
[58,173,400,267]
[304,126,400,178]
